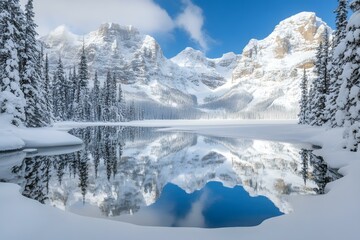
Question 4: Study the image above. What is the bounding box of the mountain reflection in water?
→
[0,127,341,228]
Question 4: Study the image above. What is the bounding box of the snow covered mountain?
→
[41,12,331,119]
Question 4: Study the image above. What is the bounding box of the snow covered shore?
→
[0,121,83,152]
[0,120,359,240]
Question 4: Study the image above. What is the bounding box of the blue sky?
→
[28,0,339,58]
[154,0,338,58]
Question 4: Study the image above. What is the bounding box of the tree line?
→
[299,0,360,151]
[0,0,135,128]
[51,49,127,123]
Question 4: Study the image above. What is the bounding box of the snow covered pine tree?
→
[326,0,348,127]
[298,69,309,124]
[340,0,360,151]
[0,0,26,126]
[22,0,49,127]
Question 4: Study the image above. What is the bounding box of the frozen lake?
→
[0,126,341,228]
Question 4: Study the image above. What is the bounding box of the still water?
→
[0,127,341,228]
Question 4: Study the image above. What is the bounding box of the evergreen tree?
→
[307,84,316,125]
[129,101,136,121]
[52,58,66,120]
[308,152,329,194]
[100,72,117,122]
[21,0,48,127]
[321,29,331,96]
[10,0,26,65]
[55,156,66,185]
[334,0,349,47]
[111,144,118,178]
[0,0,26,126]
[7,0,26,80]
[71,152,79,178]
[78,150,89,204]
[341,0,360,151]
[63,69,73,120]
[39,156,51,195]
[309,30,331,126]
[298,69,309,124]
[299,149,309,185]
[103,71,112,122]
[78,44,89,107]
[75,48,88,102]
[63,69,75,120]
[326,0,349,127]
[91,71,101,121]
[37,45,50,124]
[74,44,89,121]
[103,139,117,181]
[83,94,92,121]
[44,54,53,121]
[68,66,77,120]
[117,82,124,121]
[110,73,118,121]
[74,91,83,121]
[308,42,324,126]
[118,82,123,103]
[92,127,102,178]
[21,157,49,204]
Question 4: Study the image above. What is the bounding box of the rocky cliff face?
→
[41,12,331,119]
[229,12,330,113]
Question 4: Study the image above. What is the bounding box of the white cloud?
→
[20,0,175,36]
[176,0,209,51]
[19,0,211,52]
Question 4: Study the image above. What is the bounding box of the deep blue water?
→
[148,182,283,228]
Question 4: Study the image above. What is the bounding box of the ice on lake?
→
[0,127,341,228]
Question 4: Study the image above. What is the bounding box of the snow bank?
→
[0,121,83,152]
[0,121,359,240]
[13,128,83,148]
[0,130,25,151]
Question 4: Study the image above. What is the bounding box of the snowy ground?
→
[0,118,83,152]
[1,120,359,240]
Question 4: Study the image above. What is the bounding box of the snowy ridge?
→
[41,12,331,119]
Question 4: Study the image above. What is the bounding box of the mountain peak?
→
[274,11,329,41]
[95,23,140,41]
[171,47,206,67]
[178,47,205,58]
[49,25,73,37]
[98,23,138,32]
[43,25,78,47]
[240,11,330,60]
[281,11,317,23]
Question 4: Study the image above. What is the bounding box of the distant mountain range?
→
[41,12,331,119]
